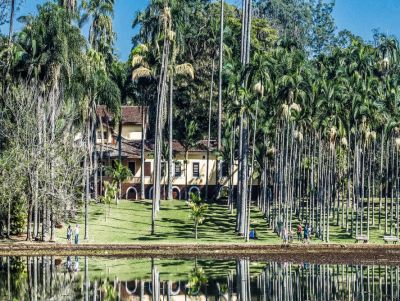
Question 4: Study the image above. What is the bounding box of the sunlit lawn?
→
[56,199,393,244]
[56,199,281,244]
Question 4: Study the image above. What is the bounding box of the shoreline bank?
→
[1,243,400,265]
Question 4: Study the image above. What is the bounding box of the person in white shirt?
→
[74,224,80,244]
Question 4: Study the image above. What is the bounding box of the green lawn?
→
[57,199,281,244]
[56,199,393,244]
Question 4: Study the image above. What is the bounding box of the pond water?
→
[0,256,399,300]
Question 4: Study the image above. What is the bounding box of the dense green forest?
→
[1,0,400,243]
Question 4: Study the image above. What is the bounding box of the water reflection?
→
[0,256,399,300]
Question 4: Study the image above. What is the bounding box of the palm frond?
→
[132,66,152,81]
[175,63,194,79]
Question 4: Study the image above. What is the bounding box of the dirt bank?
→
[1,243,400,265]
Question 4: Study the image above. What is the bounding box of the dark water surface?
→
[1,256,400,300]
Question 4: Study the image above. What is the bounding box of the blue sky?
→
[2,0,400,60]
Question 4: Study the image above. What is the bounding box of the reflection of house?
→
[121,280,239,301]
[96,105,242,200]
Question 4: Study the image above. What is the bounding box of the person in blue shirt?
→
[249,226,258,240]
[304,224,310,243]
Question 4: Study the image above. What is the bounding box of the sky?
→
[2,0,400,61]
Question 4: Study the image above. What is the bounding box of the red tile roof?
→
[97,138,217,159]
[96,105,148,125]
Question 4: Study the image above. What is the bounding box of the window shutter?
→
[144,162,151,177]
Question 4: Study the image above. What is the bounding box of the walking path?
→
[1,242,400,265]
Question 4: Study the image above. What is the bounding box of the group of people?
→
[297,223,311,243]
[249,223,312,243]
[66,256,80,272]
[66,224,80,245]
[282,223,311,244]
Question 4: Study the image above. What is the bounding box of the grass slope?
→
[56,199,391,244]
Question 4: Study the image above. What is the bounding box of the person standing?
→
[67,225,72,245]
[74,224,80,245]
[304,224,310,244]
[282,227,288,244]
[249,226,258,240]
[74,256,80,272]
[66,256,72,272]
[297,223,303,242]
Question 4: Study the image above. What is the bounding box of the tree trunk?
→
[206,60,215,202]
[27,182,33,241]
[7,198,11,238]
[217,0,225,189]
[84,257,89,301]
[185,152,189,200]
[246,97,259,241]
[93,125,98,202]
[239,115,249,236]
[118,120,122,162]
[152,11,171,234]
[50,87,56,242]
[167,78,174,200]
[237,0,252,237]
[4,0,15,75]
[379,130,384,229]
[141,105,146,200]
[84,120,90,240]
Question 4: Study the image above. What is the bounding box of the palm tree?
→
[81,48,120,239]
[58,0,77,14]
[187,193,209,239]
[132,2,174,232]
[106,160,132,203]
[81,0,115,61]
[151,3,173,234]
[15,3,86,241]
[81,0,119,240]
[131,43,153,200]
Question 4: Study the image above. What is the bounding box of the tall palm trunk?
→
[236,117,243,231]
[49,87,57,242]
[7,197,11,238]
[206,60,215,201]
[5,0,15,75]
[379,130,384,229]
[141,105,146,200]
[84,99,95,240]
[385,138,390,233]
[33,97,43,240]
[367,142,372,238]
[237,0,252,237]
[167,78,174,200]
[239,116,249,236]
[217,0,224,188]
[118,120,122,162]
[246,97,259,241]
[185,151,189,200]
[229,122,236,213]
[99,116,105,198]
[396,144,399,239]
[152,10,171,233]
[93,122,98,202]
[84,120,90,240]
[8,0,15,43]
